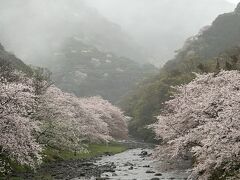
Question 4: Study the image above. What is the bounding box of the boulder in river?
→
[143,165,150,168]
[124,162,134,166]
[104,152,113,156]
[146,170,155,173]
[112,172,118,176]
[139,150,148,157]
[151,178,160,180]
[96,178,110,180]
[128,166,133,170]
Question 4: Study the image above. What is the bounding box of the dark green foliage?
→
[30,66,53,95]
[225,61,233,70]
[0,43,32,74]
[121,70,194,142]
[0,154,12,177]
[197,63,208,73]
[0,154,32,178]
[122,5,240,142]
[124,48,240,142]
[209,163,240,180]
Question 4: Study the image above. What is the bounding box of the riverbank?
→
[4,143,127,180]
[9,147,190,180]
[5,141,191,180]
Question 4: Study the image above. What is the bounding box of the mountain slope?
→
[0,0,147,65]
[122,3,240,141]
[165,3,240,71]
[0,43,31,73]
[0,1,157,103]
[48,37,157,103]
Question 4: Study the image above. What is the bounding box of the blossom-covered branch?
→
[152,71,240,179]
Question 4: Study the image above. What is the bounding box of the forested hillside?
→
[0,43,31,73]
[122,3,240,142]
[47,37,157,103]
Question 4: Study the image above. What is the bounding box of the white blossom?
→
[152,71,240,179]
[0,72,42,171]
[37,86,128,152]
[81,96,128,140]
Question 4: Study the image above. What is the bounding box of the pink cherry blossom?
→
[81,96,128,140]
[0,72,42,173]
[37,86,128,152]
[152,70,240,179]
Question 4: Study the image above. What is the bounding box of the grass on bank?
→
[43,142,127,162]
[2,142,127,179]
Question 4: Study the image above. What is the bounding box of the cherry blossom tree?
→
[37,86,112,152]
[152,70,240,179]
[0,71,42,175]
[81,96,128,140]
[0,60,128,176]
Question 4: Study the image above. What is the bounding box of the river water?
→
[92,148,189,180]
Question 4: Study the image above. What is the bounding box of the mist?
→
[0,0,95,65]
[0,0,235,66]
[85,0,235,65]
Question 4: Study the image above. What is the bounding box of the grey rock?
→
[139,151,148,157]
[124,162,134,166]
[112,173,117,176]
[143,165,150,168]
[146,170,155,173]
[128,166,134,170]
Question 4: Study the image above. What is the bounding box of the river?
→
[73,148,190,180]
[13,143,190,179]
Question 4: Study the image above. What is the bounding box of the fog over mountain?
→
[0,0,235,66]
[0,0,147,66]
[86,0,235,65]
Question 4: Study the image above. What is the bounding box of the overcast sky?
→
[227,0,239,3]
[84,0,235,65]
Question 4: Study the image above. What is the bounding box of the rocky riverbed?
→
[10,158,116,180]
[92,148,190,180]
[11,147,190,180]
